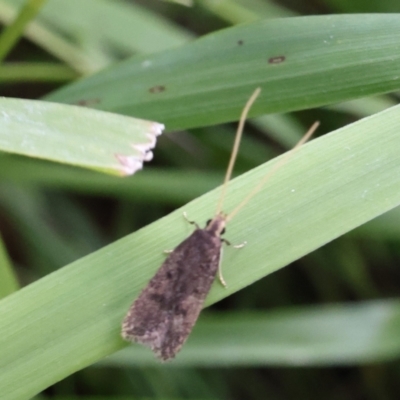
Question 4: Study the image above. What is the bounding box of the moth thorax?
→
[206,213,227,236]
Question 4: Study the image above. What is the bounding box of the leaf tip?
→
[116,122,165,176]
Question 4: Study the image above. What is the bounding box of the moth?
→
[121,88,318,361]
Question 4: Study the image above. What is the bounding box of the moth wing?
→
[122,229,222,361]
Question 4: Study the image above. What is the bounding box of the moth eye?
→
[221,227,226,235]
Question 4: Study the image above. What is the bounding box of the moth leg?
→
[218,247,227,288]
[183,211,200,229]
[163,212,199,254]
[222,238,247,249]
[217,238,247,286]
[163,212,200,254]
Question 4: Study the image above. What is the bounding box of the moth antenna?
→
[215,87,262,216]
[226,121,319,222]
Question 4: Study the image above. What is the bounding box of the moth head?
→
[205,213,227,235]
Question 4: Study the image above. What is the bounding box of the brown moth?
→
[121,215,226,361]
[121,88,318,361]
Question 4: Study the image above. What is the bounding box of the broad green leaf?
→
[2,103,400,398]
[46,14,400,130]
[102,299,400,367]
[0,98,164,176]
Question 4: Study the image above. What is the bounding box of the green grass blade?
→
[46,14,400,130]
[1,103,400,397]
[327,95,397,118]
[0,0,47,62]
[0,62,77,82]
[103,299,400,367]
[0,1,105,74]
[354,206,400,240]
[0,234,19,298]
[0,156,220,204]
[252,114,305,148]
[0,185,89,271]
[0,0,191,73]
[198,0,293,23]
[0,98,164,176]
[32,0,192,54]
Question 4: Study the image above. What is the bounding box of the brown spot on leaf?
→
[149,85,166,94]
[237,39,244,45]
[268,56,286,64]
[75,98,101,107]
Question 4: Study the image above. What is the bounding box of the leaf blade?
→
[46,14,400,130]
[0,98,164,176]
[1,103,400,397]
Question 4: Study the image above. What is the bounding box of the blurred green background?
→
[2,0,400,399]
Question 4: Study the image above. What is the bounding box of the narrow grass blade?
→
[46,14,400,130]
[0,98,164,176]
[0,62,77,83]
[0,0,191,73]
[0,235,19,298]
[1,103,400,397]
[0,157,218,204]
[0,0,47,62]
[103,299,400,367]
